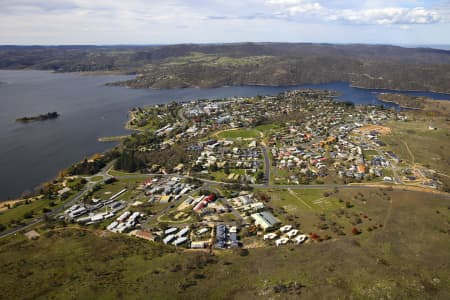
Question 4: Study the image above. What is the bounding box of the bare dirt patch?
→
[359,125,392,135]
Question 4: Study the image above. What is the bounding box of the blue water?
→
[0,70,449,199]
[291,82,450,107]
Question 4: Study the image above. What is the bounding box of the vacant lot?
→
[217,129,260,139]
[258,188,391,242]
[261,188,341,211]
[382,115,450,189]
[0,189,449,299]
[91,176,148,202]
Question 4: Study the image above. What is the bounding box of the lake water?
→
[1,70,450,200]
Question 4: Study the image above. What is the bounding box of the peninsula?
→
[378,93,450,115]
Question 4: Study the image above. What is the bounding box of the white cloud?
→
[265,0,444,25]
[287,3,323,15]
[0,0,449,44]
[330,7,441,25]
[266,0,324,16]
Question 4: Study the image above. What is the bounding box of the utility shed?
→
[163,234,176,244]
[177,227,190,237]
[172,237,188,246]
[191,241,206,249]
[165,227,178,235]
[251,211,280,231]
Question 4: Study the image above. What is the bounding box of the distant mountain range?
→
[1,43,449,93]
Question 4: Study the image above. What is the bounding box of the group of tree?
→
[122,131,161,150]
[66,150,119,176]
[114,150,145,172]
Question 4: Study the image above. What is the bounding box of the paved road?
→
[257,184,370,190]
[260,144,271,186]
[113,173,450,194]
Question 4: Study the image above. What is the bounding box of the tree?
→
[23,210,34,219]
[209,163,218,172]
[224,165,230,175]
[238,249,249,256]
[256,171,265,182]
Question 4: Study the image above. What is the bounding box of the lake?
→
[1,70,450,200]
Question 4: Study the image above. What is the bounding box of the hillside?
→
[1,43,450,93]
[0,189,449,299]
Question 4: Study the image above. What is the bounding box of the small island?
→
[16,112,60,123]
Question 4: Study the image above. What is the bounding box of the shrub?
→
[23,211,34,219]
[310,233,320,240]
[104,177,117,184]
[352,227,361,235]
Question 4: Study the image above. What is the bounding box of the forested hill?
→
[1,43,450,93]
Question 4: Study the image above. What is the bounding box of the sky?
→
[0,0,450,45]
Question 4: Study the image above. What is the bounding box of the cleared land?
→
[382,115,450,190]
[216,129,260,139]
[0,189,449,299]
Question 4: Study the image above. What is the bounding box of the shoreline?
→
[3,68,450,95]
[349,83,450,96]
[116,79,450,96]
[1,72,449,201]
[377,100,421,110]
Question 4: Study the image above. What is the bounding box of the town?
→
[36,89,442,251]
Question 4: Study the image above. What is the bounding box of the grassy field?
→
[256,187,449,250]
[261,188,341,211]
[383,116,449,173]
[210,169,246,181]
[382,115,450,189]
[91,177,148,202]
[0,189,449,299]
[89,176,104,182]
[254,124,280,136]
[107,168,140,177]
[363,149,379,160]
[0,198,52,227]
[217,129,260,139]
[271,168,293,184]
[0,186,84,231]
